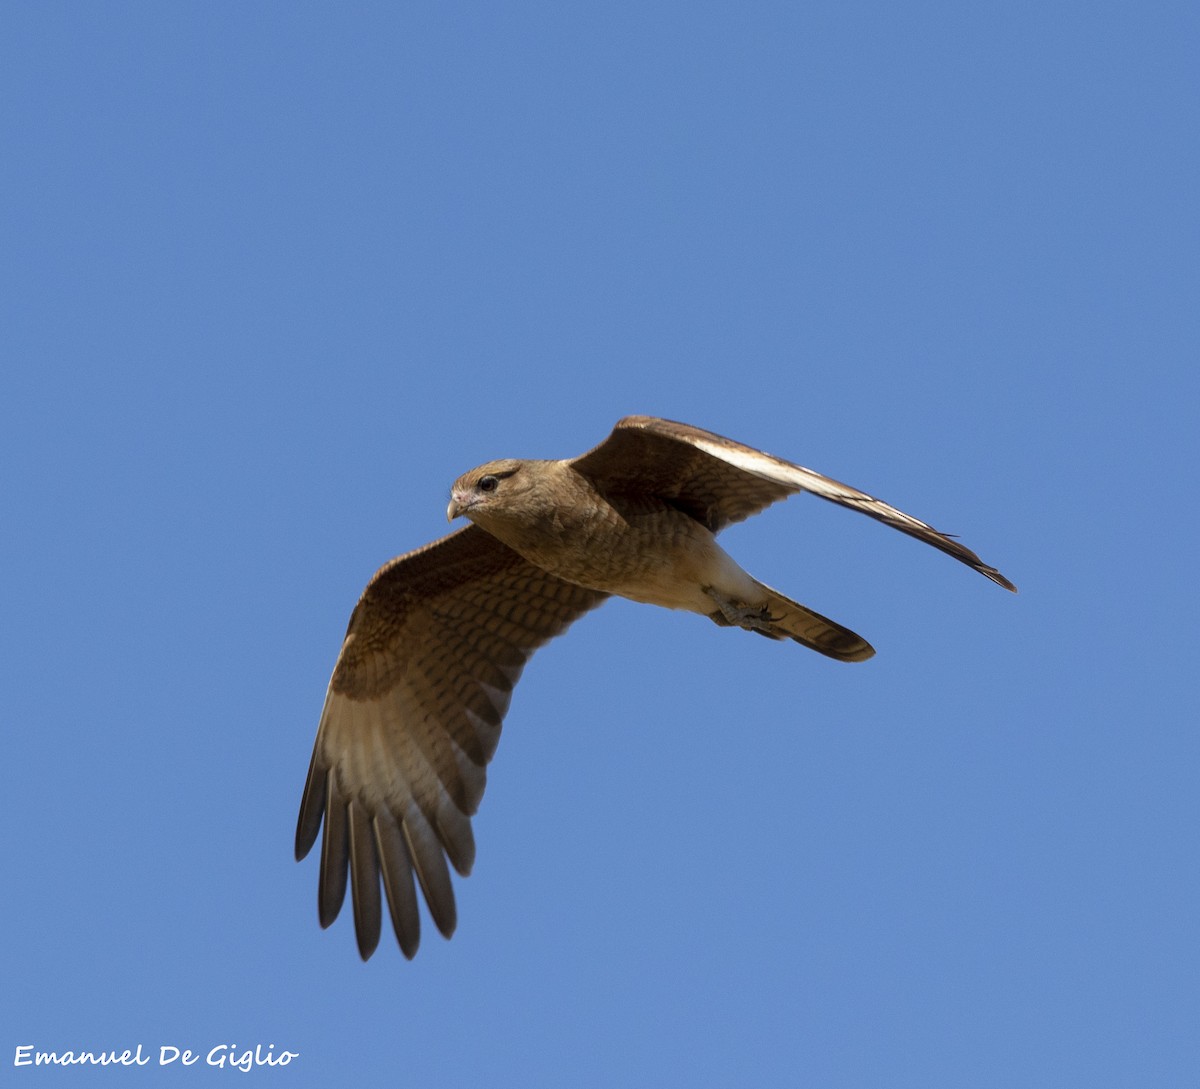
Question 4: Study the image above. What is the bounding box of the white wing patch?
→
[687,433,935,531]
[682,429,1016,591]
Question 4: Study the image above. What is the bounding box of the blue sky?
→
[2,2,1196,1086]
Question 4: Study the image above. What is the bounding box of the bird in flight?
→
[295,415,1015,960]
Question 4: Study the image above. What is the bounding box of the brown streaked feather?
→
[348,800,382,961]
[571,416,1016,591]
[374,811,421,959]
[317,773,348,929]
[294,749,327,861]
[296,524,607,960]
[571,416,794,531]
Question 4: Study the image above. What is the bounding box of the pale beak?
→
[447,490,467,522]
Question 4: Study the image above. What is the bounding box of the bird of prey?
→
[295,415,1015,960]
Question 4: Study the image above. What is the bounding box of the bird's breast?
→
[506,494,744,614]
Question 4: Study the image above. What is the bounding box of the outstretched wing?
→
[571,415,1016,591]
[295,524,608,960]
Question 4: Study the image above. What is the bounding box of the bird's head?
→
[446,459,527,524]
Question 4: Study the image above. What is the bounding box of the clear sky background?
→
[2,3,1196,1087]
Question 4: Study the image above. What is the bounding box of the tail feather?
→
[752,580,875,662]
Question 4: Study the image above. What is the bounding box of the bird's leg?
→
[703,587,780,633]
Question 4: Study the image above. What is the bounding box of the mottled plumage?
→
[296,416,1014,959]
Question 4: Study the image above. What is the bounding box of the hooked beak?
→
[447,490,468,522]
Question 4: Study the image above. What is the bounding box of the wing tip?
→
[982,567,1018,593]
[813,638,876,663]
[356,931,380,961]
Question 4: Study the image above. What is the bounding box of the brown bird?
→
[295,415,1015,960]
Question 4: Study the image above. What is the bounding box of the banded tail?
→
[710,579,876,663]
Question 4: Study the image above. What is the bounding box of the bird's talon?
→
[704,588,777,632]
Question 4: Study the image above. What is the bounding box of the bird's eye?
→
[478,475,499,493]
